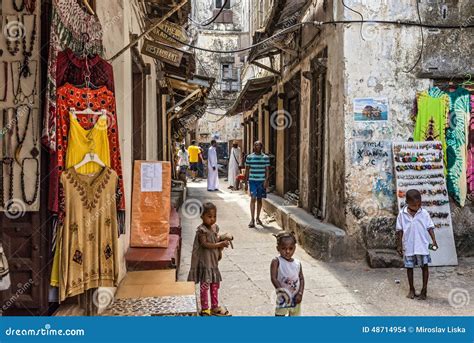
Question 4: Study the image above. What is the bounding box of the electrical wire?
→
[341,0,366,41]
[156,20,474,55]
[403,0,424,73]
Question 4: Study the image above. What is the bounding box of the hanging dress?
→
[56,167,119,302]
[468,94,474,198]
[413,87,450,168]
[43,0,104,151]
[49,83,125,236]
[50,113,111,287]
[66,112,111,174]
[445,87,470,207]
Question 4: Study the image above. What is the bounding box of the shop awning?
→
[225,76,277,116]
[166,74,214,121]
[248,0,311,62]
[143,0,191,26]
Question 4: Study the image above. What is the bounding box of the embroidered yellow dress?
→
[56,167,119,302]
[50,113,111,287]
[66,112,111,173]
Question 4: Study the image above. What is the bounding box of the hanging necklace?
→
[30,108,39,158]
[14,105,32,164]
[11,60,37,104]
[1,158,15,210]
[0,62,7,102]
[25,0,36,13]
[20,14,37,78]
[15,105,31,146]
[21,157,39,205]
[5,16,21,56]
[13,0,26,12]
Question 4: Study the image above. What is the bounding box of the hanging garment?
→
[445,87,470,207]
[56,167,119,302]
[207,146,220,191]
[56,49,115,92]
[413,88,450,168]
[228,147,241,188]
[49,84,125,234]
[467,94,474,197]
[43,0,104,151]
[65,112,111,174]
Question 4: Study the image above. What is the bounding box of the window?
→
[222,64,232,80]
[216,0,231,9]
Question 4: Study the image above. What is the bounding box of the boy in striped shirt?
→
[245,141,270,228]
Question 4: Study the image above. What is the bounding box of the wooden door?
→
[132,68,147,162]
[284,74,301,194]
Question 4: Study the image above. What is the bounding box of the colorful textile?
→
[200,282,219,310]
[56,49,114,92]
[445,87,470,206]
[468,94,474,197]
[65,112,110,174]
[49,84,125,233]
[43,0,104,151]
[245,153,270,181]
[413,88,450,168]
[55,167,119,301]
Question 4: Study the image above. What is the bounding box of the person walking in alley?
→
[177,144,189,183]
[207,140,219,191]
[197,143,205,178]
[245,141,270,228]
[188,140,201,182]
[396,189,438,300]
[188,202,231,316]
[228,141,242,190]
[271,232,305,316]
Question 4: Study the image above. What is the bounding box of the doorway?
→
[132,59,147,162]
[284,73,301,195]
[309,53,328,219]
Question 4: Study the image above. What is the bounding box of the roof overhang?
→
[226,76,277,116]
[248,0,311,62]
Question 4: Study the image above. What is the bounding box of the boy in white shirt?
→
[396,189,438,300]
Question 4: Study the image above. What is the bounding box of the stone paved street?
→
[178,179,474,316]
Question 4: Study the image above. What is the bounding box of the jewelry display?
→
[395,164,443,172]
[397,189,447,198]
[400,200,449,208]
[13,0,25,12]
[399,180,445,187]
[20,157,39,205]
[20,14,37,78]
[11,60,38,104]
[394,152,443,163]
[429,212,449,219]
[0,62,8,102]
[5,15,21,56]
[397,173,444,180]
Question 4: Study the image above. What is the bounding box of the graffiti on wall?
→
[352,141,392,170]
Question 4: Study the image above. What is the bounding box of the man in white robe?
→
[207,140,220,191]
[228,141,241,190]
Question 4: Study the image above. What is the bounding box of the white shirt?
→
[177,150,189,166]
[396,207,434,256]
[277,256,301,301]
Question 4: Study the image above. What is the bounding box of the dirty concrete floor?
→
[178,179,474,316]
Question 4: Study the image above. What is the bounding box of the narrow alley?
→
[178,180,474,316]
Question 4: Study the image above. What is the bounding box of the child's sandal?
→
[200,309,212,316]
[211,306,231,316]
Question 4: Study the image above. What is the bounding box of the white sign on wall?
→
[141,163,163,192]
